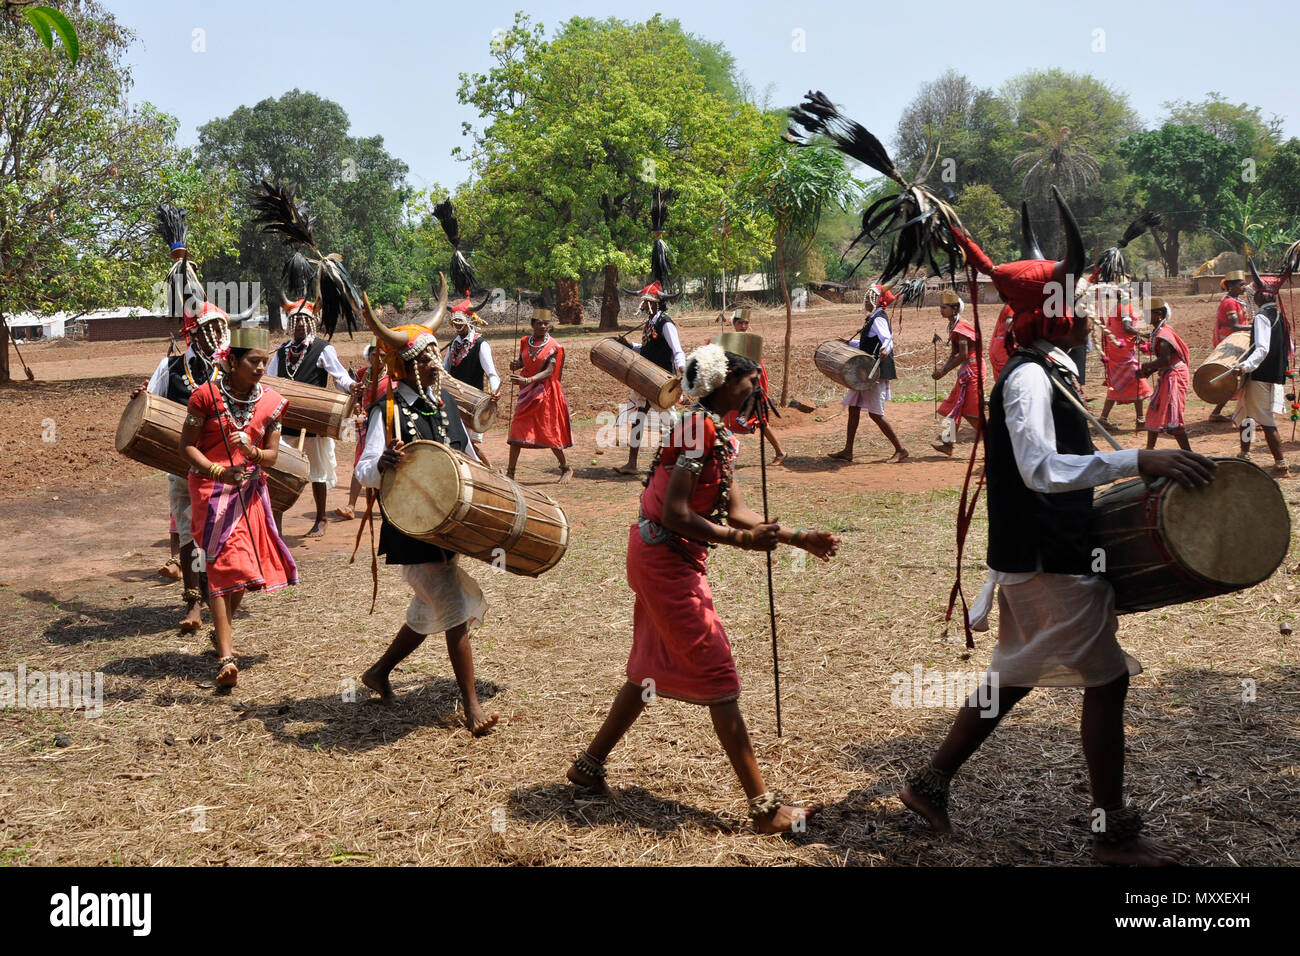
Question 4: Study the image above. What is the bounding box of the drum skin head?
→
[1162,458,1290,587]
[379,440,460,536]
[115,391,147,453]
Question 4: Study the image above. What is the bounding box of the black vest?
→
[640,313,676,373]
[277,338,329,387]
[164,352,214,405]
[857,310,897,382]
[1248,304,1287,385]
[447,336,486,391]
[375,386,472,566]
[277,338,329,437]
[986,350,1095,574]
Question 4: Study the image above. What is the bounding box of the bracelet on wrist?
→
[209,464,223,480]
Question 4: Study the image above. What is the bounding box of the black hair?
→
[696,351,761,413]
[228,346,254,365]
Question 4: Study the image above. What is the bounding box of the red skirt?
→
[190,472,298,598]
[508,379,573,449]
[624,526,740,705]
[939,365,983,420]
[1145,363,1189,432]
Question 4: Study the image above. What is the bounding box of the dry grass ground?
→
[1,296,1297,866]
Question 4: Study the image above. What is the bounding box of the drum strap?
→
[503,481,530,552]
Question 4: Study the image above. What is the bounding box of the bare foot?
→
[931,442,954,457]
[752,802,824,835]
[505,470,516,480]
[771,454,787,466]
[215,657,238,688]
[1092,834,1185,866]
[558,468,574,485]
[304,520,326,539]
[333,506,355,521]
[466,706,500,736]
[886,448,910,464]
[565,763,613,797]
[899,783,952,834]
[828,449,853,462]
[614,463,639,475]
[1209,413,1233,423]
[178,602,203,633]
[361,666,395,704]
[158,561,182,581]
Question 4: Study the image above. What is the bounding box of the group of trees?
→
[7,2,1300,388]
[892,71,1300,278]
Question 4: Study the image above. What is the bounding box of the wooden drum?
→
[379,440,567,577]
[589,338,681,410]
[441,375,497,434]
[115,391,310,513]
[1089,457,1289,614]
[263,375,350,439]
[1192,331,1251,405]
[814,340,879,391]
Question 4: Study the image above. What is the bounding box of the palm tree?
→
[1013,121,1100,198]
[734,140,861,405]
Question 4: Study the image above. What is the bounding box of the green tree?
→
[196,90,417,312]
[1164,93,1281,163]
[954,184,1016,264]
[1119,124,1236,276]
[1,0,236,382]
[1260,139,1300,220]
[734,139,860,405]
[893,70,1013,194]
[455,12,774,330]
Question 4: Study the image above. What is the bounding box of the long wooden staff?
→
[755,390,782,738]
[509,287,522,421]
[931,333,941,419]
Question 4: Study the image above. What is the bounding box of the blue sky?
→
[110,0,1296,192]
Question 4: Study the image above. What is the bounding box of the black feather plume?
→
[316,254,360,339]
[897,277,929,307]
[432,199,477,296]
[786,90,904,184]
[650,187,675,287]
[155,203,188,250]
[1096,212,1162,283]
[650,186,675,232]
[250,179,317,248]
[281,251,317,302]
[789,91,965,283]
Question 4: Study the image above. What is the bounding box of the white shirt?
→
[847,310,893,354]
[968,342,1140,628]
[1236,310,1273,374]
[267,339,356,393]
[443,333,501,391]
[354,381,479,491]
[631,312,687,372]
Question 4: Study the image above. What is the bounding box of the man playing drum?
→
[443,299,501,468]
[829,284,908,464]
[615,282,686,475]
[901,197,1218,865]
[1210,270,1251,422]
[354,300,498,736]
[267,298,357,538]
[1232,273,1291,475]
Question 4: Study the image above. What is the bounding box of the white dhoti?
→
[970,571,1141,688]
[842,382,890,415]
[402,558,488,636]
[167,473,194,548]
[301,436,338,489]
[616,397,672,448]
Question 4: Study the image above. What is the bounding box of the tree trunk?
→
[598,263,621,332]
[1,317,10,385]
[555,278,582,325]
[1165,230,1180,278]
[777,233,792,407]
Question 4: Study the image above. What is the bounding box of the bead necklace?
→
[219,379,262,430]
[183,352,214,393]
[526,333,550,363]
[642,403,736,533]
